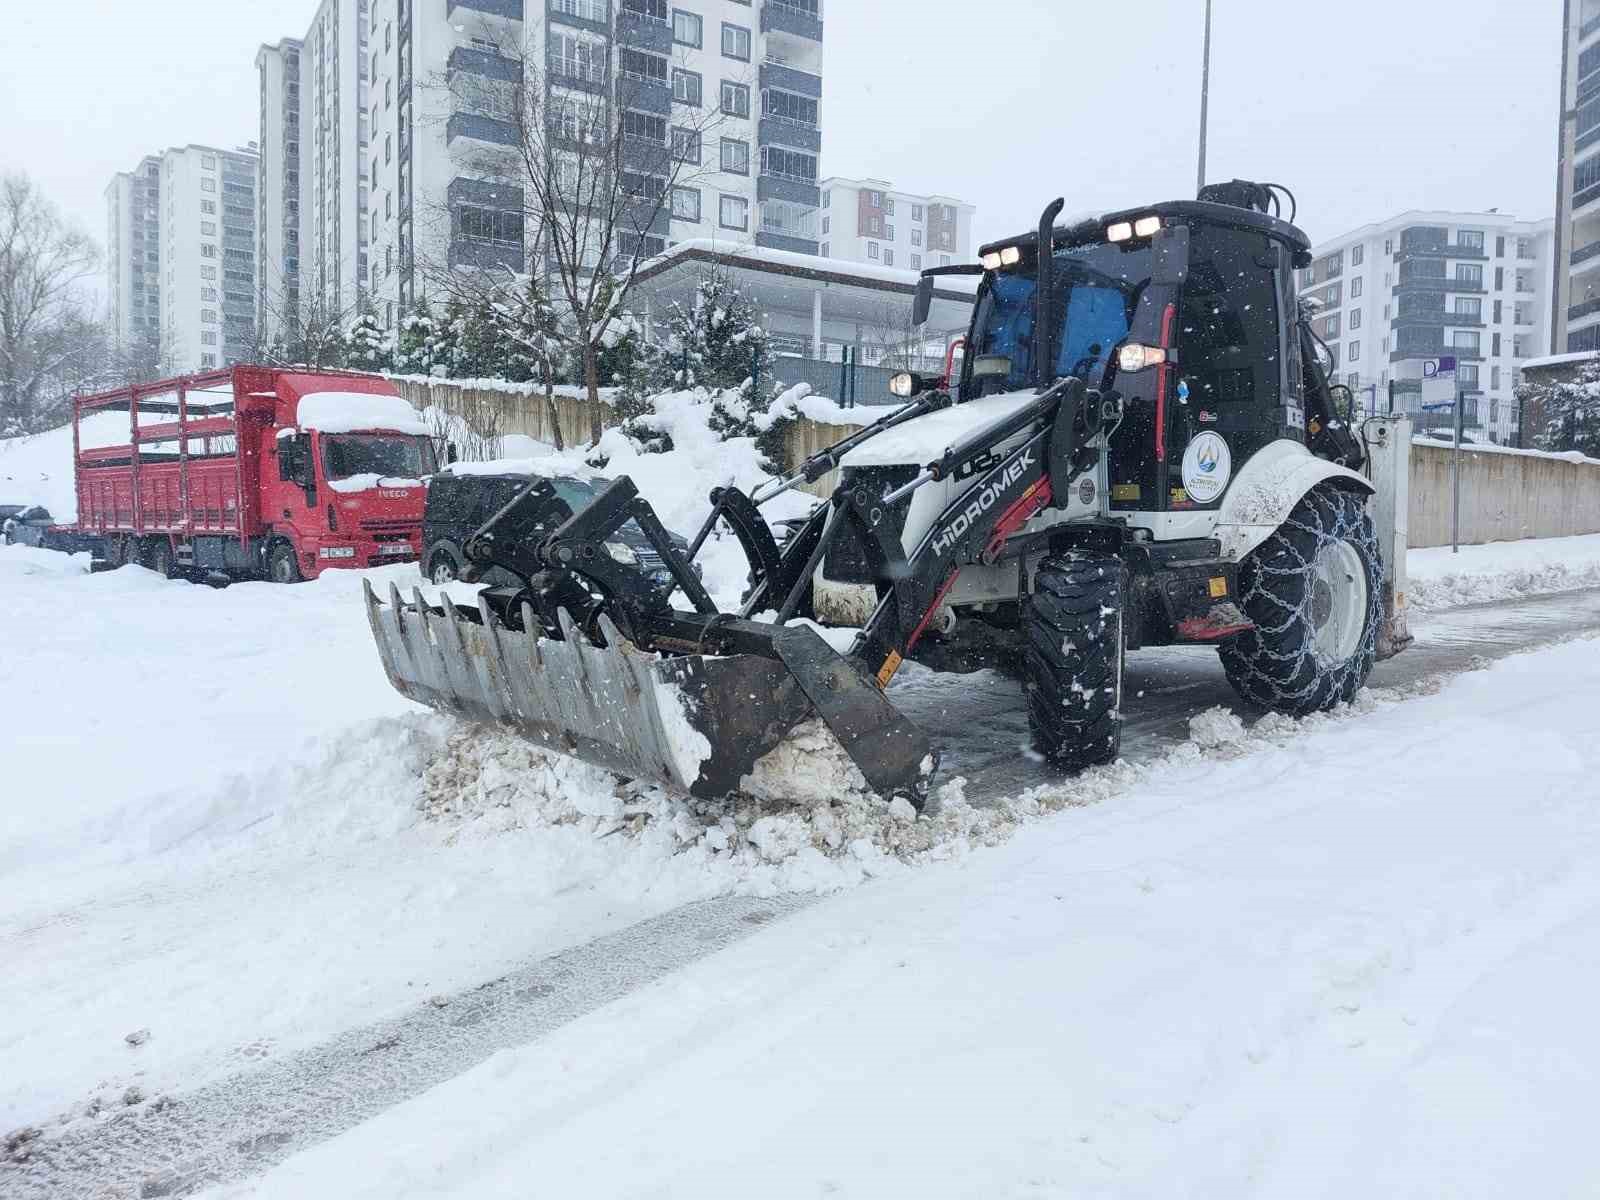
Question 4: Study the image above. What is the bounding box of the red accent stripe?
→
[1155,302,1176,464]
[907,569,962,652]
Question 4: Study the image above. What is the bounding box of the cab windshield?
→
[968,242,1153,397]
[321,434,438,481]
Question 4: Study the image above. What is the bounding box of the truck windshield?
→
[322,434,438,481]
[968,242,1152,396]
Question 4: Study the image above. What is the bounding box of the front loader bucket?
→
[363,580,817,799]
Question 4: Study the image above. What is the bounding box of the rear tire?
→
[1023,552,1124,769]
[428,551,458,585]
[267,541,303,585]
[1220,488,1382,715]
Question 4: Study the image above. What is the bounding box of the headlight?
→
[999,245,1022,266]
[1106,221,1133,243]
[1133,215,1162,237]
[605,541,639,565]
[980,250,1003,270]
[1116,343,1168,372]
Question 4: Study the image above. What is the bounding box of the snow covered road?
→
[5,542,1600,1197]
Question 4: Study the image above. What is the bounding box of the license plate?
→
[378,544,412,555]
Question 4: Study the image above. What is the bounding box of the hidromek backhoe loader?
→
[365,180,1412,803]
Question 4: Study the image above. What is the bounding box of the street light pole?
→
[1197,0,1213,196]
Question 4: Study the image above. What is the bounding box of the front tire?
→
[428,551,458,585]
[1023,552,1124,769]
[267,541,304,585]
[1220,488,1382,715]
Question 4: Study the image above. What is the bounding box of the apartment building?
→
[352,0,824,327]
[815,177,973,272]
[105,145,260,373]
[255,38,304,344]
[1298,211,1552,444]
[104,156,164,367]
[1553,0,1600,354]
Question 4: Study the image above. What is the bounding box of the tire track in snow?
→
[1,894,812,1199]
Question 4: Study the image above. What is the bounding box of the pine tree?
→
[346,310,394,372]
[658,270,777,397]
[1519,359,1600,457]
[395,299,450,376]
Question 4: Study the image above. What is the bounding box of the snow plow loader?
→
[366,180,1411,802]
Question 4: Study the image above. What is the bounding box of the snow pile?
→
[1407,532,1600,610]
[295,392,429,435]
[326,474,423,494]
[0,423,78,520]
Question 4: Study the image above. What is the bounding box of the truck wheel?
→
[267,541,303,584]
[149,539,176,579]
[1220,487,1382,715]
[1023,552,1124,769]
[428,551,458,585]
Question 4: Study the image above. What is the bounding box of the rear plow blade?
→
[363,581,930,800]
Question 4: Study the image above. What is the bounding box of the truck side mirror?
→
[912,274,934,327]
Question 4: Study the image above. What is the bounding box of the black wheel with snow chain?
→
[1220,487,1383,715]
[1023,551,1124,769]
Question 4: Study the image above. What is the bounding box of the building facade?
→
[104,156,164,368]
[1298,211,1552,444]
[1553,0,1600,355]
[349,0,824,328]
[106,145,260,374]
[815,177,973,272]
[256,38,304,345]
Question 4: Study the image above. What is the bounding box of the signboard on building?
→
[1421,355,1458,407]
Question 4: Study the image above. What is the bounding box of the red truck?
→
[58,365,435,582]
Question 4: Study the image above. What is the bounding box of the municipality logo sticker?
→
[1181,432,1231,504]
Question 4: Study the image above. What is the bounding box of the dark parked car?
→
[421,471,692,589]
[1,504,55,548]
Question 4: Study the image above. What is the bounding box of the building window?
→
[820,216,829,235]
[386,192,392,219]
[622,109,667,143]
[885,197,895,216]
[457,205,523,245]
[201,353,216,367]
[1493,299,1503,322]
[1493,266,1503,289]
[202,309,217,324]
[820,242,829,256]
[1457,229,1484,251]
[867,242,879,260]
[720,81,749,118]
[1495,235,1506,257]
[910,252,922,269]
[201,331,217,345]
[201,287,217,301]
[1348,340,1360,361]
[762,89,817,125]
[1514,301,1534,325]
[1350,309,1361,330]
[672,68,701,106]
[551,32,607,84]
[759,145,816,182]
[1492,332,1501,356]
[821,190,830,208]
[201,178,215,193]
[624,0,668,16]
[201,199,216,214]
[671,185,700,222]
[201,244,216,258]
[620,49,667,83]
[1452,330,1480,352]
[912,204,923,222]
[623,171,666,200]
[202,154,216,170]
[671,127,701,164]
[1491,366,1502,390]
[940,255,952,266]
[1516,237,1533,259]
[201,266,216,280]
[718,194,748,230]
[1457,263,1483,286]
[201,221,216,235]
[884,248,894,266]
[385,134,392,164]
[672,9,701,45]
[911,229,921,247]
[1350,276,1361,298]
[1459,364,1480,385]
[721,23,751,60]
[1351,243,1363,266]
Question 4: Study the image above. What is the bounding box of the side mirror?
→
[912,274,934,327]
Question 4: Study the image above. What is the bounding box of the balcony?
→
[1393,277,1486,295]
[448,237,524,271]
[448,46,521,83]
[1389,347,1485,363]
[1390,312,1484,329]
[1394,242,1488,261]
[616,74,672,114]
[761,0,822,42]
[760,60,822,98]
[1570,296,1600,322]
[1573,239,1600,270]
[548,0,608,33]
[758,115,820,152]
[447,111,519,151]
[1584,12,1600,38]
[617,10,672,52]
[445,0,523,19]
[758,171,819,206]
[756,230,818,254]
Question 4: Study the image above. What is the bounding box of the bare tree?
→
[0,173,101,434]
[256,281,365,369]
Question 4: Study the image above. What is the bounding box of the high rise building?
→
[105,145,260,374]
[814,178,973,271]
[256,38,305,345]
[1552,0,1600,354]
[104,156,164,367]
[1298,211,1552,445]
[352,0,824,328]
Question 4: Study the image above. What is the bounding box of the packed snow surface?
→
[216,637,1600,1200]
[294,392,429,435]
[1407,532,1600,610]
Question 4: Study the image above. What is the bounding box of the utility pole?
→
[1197,0,1213,195]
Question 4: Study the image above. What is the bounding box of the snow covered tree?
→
[345,309,394,372]
[394,299,450,376]
[1518,359,1600,457]
[659,270,776,395]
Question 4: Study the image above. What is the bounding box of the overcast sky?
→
[3,0,1562,276]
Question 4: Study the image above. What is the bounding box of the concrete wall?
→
[394,377,1600,547]
[1409,442,1600,547]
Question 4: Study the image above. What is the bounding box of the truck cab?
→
[262,387,436,582]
